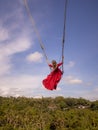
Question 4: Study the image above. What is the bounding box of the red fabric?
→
[42,62,63,90]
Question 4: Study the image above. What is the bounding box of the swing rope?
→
[24,0,68,73]
[24,0,49,65]
[61,0,68,73]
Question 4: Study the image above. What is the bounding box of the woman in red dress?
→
[42,60,63,90]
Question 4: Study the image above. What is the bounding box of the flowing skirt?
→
[42,69,62,90]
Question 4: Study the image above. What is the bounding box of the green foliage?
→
[90,101,98,110]
[0,96,98,130]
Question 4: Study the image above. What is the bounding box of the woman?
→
[42,60,63,90]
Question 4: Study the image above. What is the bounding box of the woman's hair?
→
[52,60,57,69]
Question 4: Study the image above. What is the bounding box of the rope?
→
[62,0,68,73]
[24,0,49,65]
[24,0,68,72]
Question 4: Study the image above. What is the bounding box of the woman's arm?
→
[57,62,63,67]
[49,64,52,67]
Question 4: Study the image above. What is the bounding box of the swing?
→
[24,0,68,90]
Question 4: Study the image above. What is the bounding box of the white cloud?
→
[0,75,43,97]
[56,87,61,91]
[65,61,75,69]
[26,51,43,63]
[82,87,98,101]
[0,36,32,76]
[0,56,12,76]
[0,1,46,97]
[3,37,31,55]
[94,87,98,92]
[63,75,83,85]
[0,1,34,76]
[0,26,9,41]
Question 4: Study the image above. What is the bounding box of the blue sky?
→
[0,0,98,100]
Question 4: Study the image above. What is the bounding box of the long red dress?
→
[42,62,63,90]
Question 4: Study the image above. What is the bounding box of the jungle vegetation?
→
[0,96,98,130]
